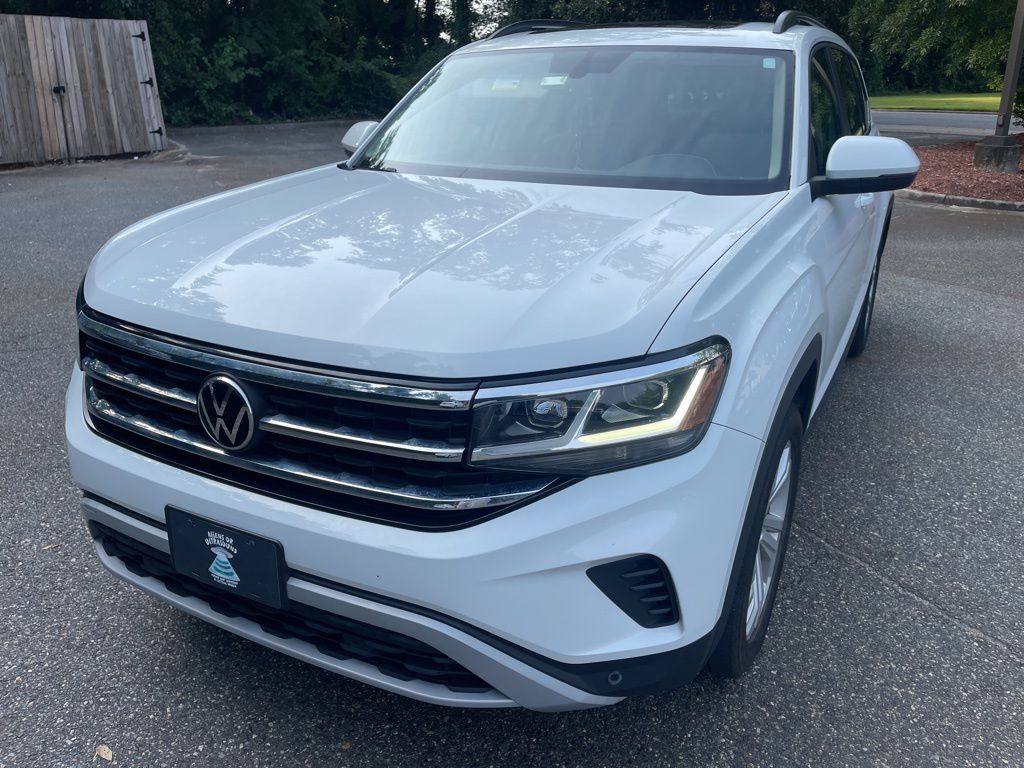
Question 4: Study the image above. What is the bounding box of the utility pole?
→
[973,0,1024,172]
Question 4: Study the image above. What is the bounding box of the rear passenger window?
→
[830,48,869,136]
[809,52,842,176]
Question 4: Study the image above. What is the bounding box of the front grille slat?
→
[79,310,476,409]
[260,413,465,462]
[79,312,560,529]
[87,384,551,512]
[82,354,198,410]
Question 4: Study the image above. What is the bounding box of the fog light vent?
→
[587,555,680,628]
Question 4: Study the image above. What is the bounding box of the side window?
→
[808,51,842,176]
[830,48,868,136]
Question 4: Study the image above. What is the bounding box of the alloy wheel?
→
[745,442,792,640]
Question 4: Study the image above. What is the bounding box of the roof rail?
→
[772,10,827,34]
[489,19,588,39]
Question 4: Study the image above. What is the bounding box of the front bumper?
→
[67,367,764,709]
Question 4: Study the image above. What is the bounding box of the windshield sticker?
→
[491,79,520,91]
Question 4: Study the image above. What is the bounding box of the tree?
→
[844,0,1018,93]
[452,0,474,45]
[423,0,442,44]
[1,0,1018,124]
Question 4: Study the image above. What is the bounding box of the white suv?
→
[66,13,919,711]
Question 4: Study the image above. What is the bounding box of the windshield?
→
[354,46,793,194]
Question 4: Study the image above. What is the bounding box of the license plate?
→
[165,508,287,609]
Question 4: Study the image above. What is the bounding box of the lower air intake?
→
[90,522,493,694]
[587,555,680,629]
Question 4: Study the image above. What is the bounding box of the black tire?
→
[846,254,879,358]
[848,206,892,358]
[707,405,803,678]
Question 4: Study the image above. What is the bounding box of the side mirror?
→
[811,135,920,199]
[341,121,379,155]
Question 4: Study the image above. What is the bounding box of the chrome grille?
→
[79,311,559,528]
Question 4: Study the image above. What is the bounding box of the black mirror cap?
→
[810,171,918,200]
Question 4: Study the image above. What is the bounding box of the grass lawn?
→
[871,92,1000,112]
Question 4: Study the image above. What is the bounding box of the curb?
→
[144,139,189,163]
[872,108,997,115]
[897,188,1024,212]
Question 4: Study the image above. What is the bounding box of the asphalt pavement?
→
[1,122,1022,767]
[873,108,1024,147]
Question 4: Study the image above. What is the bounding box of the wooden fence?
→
[0,14,167,166]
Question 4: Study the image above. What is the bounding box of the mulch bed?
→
[912,133,1024,201]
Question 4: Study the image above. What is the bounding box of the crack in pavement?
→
[792,521,1024,664]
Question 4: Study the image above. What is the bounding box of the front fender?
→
[649,192,827,443]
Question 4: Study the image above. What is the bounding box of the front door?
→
[805,47,872,376]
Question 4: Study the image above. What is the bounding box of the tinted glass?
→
[355,47,794,194]
[809,52,842,176]
[829,48,868,135]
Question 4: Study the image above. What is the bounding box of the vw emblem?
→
[196,374,256,451]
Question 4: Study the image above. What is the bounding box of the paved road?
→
[2,125,1023,767]
[873,108,1023,147]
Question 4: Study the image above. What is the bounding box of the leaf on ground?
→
[93,744,113,762]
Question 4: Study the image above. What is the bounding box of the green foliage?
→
[2,0,1022,124]
[0,0,444,124]
[492,0,1021,100]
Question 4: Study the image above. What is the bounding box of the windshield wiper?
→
[337,161,397,173]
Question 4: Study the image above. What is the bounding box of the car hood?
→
[86,166,784,379]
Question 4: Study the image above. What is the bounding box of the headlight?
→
[468,340,729,475]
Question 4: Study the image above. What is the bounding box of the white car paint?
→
[84,173,786,379]
[67,20,919,709]
[825,135,922,180]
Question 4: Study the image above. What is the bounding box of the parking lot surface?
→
[1,122,1022,767]
[873,108,1024,146]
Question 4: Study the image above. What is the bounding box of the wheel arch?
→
[701,334,820,669]
[782,335,821,432]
